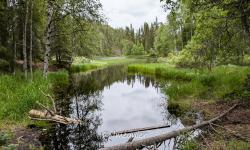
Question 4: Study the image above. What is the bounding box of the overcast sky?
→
[100,0,166,29]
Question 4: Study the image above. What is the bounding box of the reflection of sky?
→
[95,77,184,148]
[68,75,185,149]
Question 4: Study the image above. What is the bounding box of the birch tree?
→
[43,0,54,78]
[43,0,102,78]
[23,0,29,79]
[29,0,33,79]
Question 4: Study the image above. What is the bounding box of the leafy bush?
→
[122,39,134,55]
[0,59,10,72]
[71,63,103,73]
[243,54,250,65]
[0,46,11,72]
[131,43,145,55]
[0,132,11,146]
[73,56,92,65]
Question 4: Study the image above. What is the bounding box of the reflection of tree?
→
[42,81,105,149]
[126,74,161,89]
[41,65,169,149]
[72,65,128,94]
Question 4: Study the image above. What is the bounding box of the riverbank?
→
[0,70,69,149]
[0,70,69,128]
[128,63,249,105]
[0,57,145,149]
[0,57,141,128]
[1,59,249,149]
[128,63,250,149]
[71,56,145,73]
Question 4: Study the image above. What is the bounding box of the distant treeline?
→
[0,0,249,77]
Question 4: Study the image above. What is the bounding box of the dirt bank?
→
[191,101,250,149]
[1,127,43,150]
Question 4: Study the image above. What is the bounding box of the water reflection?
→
[41,65,184,150]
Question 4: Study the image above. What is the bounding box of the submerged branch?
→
[100,104,238,150]
[110,124,170,136]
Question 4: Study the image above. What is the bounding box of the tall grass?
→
[0,70,68,126]
[128,64,250,102]
[71,63,104,73]
[71,57,144,73]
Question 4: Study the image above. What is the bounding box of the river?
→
[40,65,185,150]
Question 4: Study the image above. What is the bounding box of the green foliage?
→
[48,70,69,87]
[159,0,249,68]
[0,132,12,146]
[128,63,250,102]
[243,55,250,65]
[154,25,174,56]
[122,39,134,55]
[73,56,92,64]
[175,38,203,68]
[0,45,11,72]
[0,71,68,124]
[0,59,10,72]
[131,43,145,55]
[71,57,142,73]
[226,140,250,150]
[71,63,103,73]
[180,140,199,150]
[207,140,250,150]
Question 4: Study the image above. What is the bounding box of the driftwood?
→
[29,92,81,125]
[29,109,82,125]
[111,124,170,136]
[100,104,238,150]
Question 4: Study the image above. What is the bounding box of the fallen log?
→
[29,109,82,125]
[100,104,238,150]
[111,124,170,136]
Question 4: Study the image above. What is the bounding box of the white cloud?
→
[100,0,166,29]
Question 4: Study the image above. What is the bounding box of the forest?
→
[0,0,250,149]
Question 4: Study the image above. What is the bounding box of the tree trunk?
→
[29,0,33,79]
[43,0,54,78]
[13,39,16,75]
[12,2,17,75]
[23,0,29,79]
[100,104,237,150]
[110,124,170,136]
[29,109,82,124]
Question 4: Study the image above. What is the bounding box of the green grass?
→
[203,140,250,150]
[179,139,250,150]
[71,57,144,73]
[0,70,69,128]
[128,63,250,112]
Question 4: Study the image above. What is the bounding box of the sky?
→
[99,0,167,29]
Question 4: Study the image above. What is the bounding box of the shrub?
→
[73,56,92,65]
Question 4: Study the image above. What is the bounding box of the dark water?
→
[40,65,185,150]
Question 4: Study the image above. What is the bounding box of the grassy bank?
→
[0,70,68,128]
[71,57,144,73]
[128,63,250,112]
